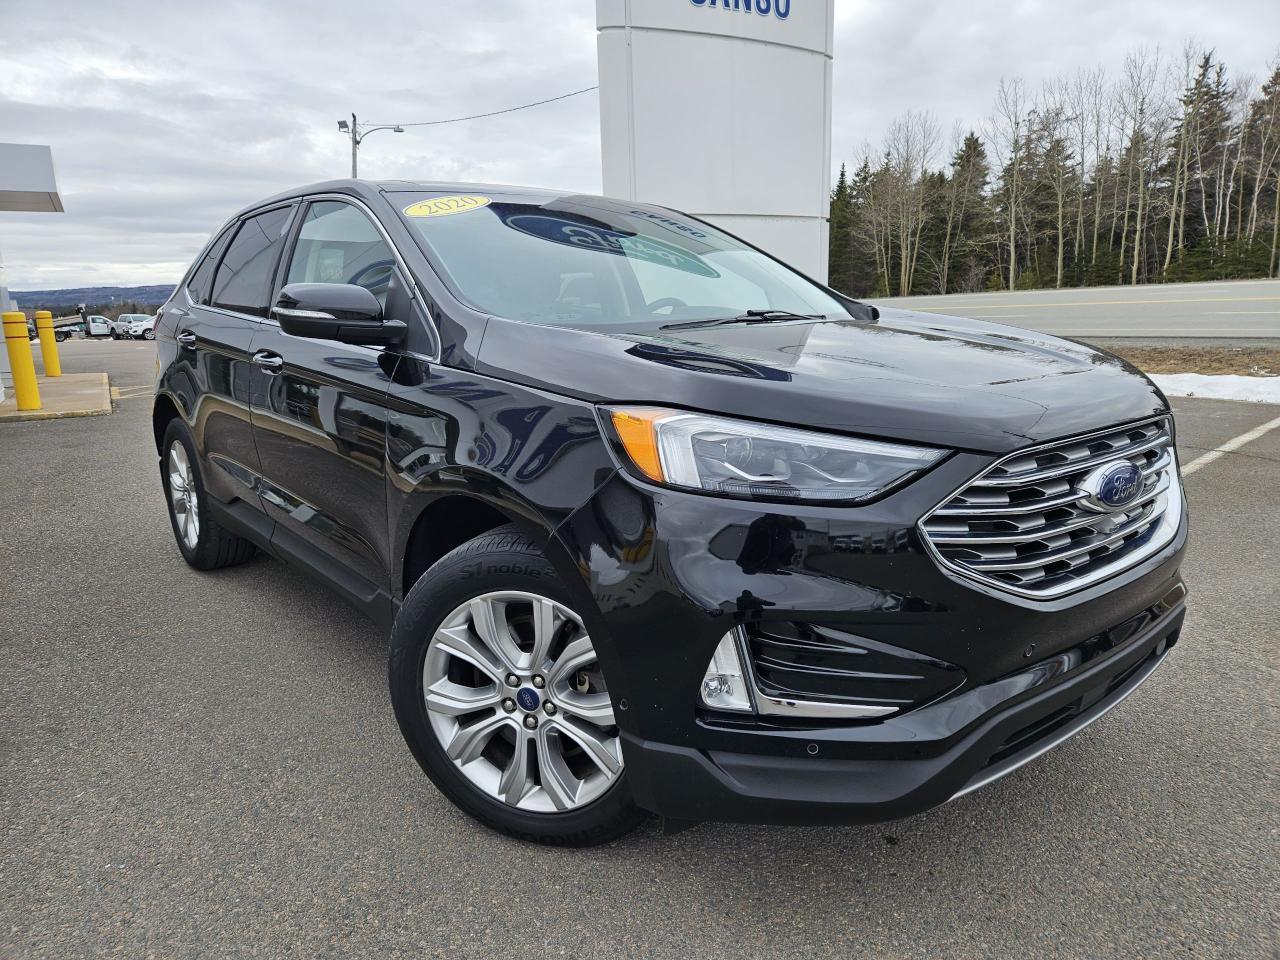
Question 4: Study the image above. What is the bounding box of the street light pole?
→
[349,112,358,178]
[336,115,405,179]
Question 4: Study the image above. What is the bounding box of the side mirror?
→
[272,282,406,346]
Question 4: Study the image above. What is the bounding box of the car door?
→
[171,204,295,517]
[247,197,400,618]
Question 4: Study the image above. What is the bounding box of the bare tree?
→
[987,78,1029,289]
[883,111,941,295]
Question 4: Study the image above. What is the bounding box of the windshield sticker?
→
[501,213,720,278]
[403,195,492,218]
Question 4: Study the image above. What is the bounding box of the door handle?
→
[251,350,284,373]
[176,330,196,346]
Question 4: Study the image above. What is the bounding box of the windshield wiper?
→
[660,309,825,331]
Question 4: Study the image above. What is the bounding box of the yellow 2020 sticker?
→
[403,195,491,218]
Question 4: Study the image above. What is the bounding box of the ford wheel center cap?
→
[515,687,541,712]
[1080,461,1144,512]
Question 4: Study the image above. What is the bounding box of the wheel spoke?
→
[535,726,579,811]
[468,598,524,672]
[556,689,615,726]
[551,716,622,777]
[498,730,535,806]
[445,710,512,765]
[425,677,501,717]
[529,596,560,672]
[433,624,506,685]
[547,635,596,688]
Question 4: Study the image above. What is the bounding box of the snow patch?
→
[1151,373,1280,405]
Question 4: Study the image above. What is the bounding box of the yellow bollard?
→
[34,310,62,378]
[3,312,42,410]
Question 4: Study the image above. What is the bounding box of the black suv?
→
[152,180,1187,845]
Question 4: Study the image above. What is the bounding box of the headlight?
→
[605,406,946,503]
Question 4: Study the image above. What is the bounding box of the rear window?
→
[395,193,849,328]
[185,227,233,304]
[210,206,293,318]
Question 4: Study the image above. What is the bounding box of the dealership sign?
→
[690,0,791,19]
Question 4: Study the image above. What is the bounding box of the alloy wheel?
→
[167,441,200,550]
[423,591,621,813]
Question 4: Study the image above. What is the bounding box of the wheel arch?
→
[152,393,184,456]
[399,493,537,599]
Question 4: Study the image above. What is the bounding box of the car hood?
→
[473,307,1169,454]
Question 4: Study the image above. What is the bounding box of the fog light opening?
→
[699,629,755,713]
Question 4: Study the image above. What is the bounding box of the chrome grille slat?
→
[960,502,1159,571]
[970,434,1169,487]
[920,417,1183,599]
[927,473,1170,545]
[933,448,1172,517]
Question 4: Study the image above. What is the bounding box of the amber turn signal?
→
[609,408,668,483]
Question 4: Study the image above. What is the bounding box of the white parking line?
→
[1182,413,1280,476]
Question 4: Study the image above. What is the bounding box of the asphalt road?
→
[872,277,1280,339]
[1,340,1277,959]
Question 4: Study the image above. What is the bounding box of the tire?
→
[110,331,119,340]
[144,329,156,341]
[160,419,256,571]
[389,525,645,846]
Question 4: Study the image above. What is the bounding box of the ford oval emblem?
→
[515,687,541,712]
[1080,461,1144,512]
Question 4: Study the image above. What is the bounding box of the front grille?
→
[921,417,1181,599]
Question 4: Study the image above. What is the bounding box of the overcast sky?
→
[1,0,1277,290]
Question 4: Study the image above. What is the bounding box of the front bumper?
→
[551,448,1188,826]
[621,599,1180,824]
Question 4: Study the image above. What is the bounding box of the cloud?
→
[1,0,1276,288]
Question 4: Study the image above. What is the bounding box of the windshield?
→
[396,193,851,328]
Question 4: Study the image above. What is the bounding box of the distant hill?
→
[11,285,176,313]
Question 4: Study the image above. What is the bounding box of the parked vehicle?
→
[117,313,155,340]
[86,315,112,337]
[53,322,84,342]
[151,181,1188,846]
[122,314,156,340]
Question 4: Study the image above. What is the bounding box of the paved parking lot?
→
[2,340,1277,959]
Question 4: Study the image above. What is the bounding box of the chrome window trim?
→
[918,416,1183,602]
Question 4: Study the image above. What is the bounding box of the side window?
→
[286,201,396,306]
[184,228,233,305]
[210,206,292,318]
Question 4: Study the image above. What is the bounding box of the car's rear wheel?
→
[144,329,155,340]
[389,526,645,846]
[160,419,257,570]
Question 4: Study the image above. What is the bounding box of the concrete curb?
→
[0,372,112,422]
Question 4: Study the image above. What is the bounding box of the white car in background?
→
[119,313,156,340]
[86,315,112,337]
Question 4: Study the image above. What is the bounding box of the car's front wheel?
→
[389,526,645,846]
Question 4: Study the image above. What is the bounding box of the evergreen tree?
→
[827,163,857,294]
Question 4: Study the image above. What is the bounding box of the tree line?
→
[828,45,1280,298]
